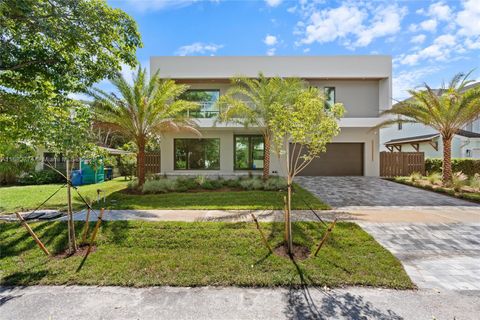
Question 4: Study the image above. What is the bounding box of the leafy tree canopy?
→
[0,0,142,95]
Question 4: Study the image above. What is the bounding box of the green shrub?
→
[127,179,139,190]
[224,178,241,188]
[452,171,468,191]
[118,153,136,178]
[406,172,423,183]
[0,143,37,185]
[19,169,64,185]
[426,172,442,185]
[469,173,480,191]
[263,176,288,191]
[239,177,264,190]
[208,179,224,189]
[426,158,480,176]
[142,179,176,194]
[176,177,197,191]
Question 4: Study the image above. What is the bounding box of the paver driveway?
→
[296,177,480,291]
[296,176,478,208]
[360,223,480,290]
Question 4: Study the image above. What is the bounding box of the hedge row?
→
[426,158,480,176]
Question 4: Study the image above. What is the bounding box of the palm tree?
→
[90,67,199,187]
[378,72,480,183]
[216,74,304,179]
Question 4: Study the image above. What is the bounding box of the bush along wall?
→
[426,158,480,176]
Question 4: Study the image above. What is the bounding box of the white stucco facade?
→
[151,56,391,177]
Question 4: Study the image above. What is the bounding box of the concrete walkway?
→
[1,285,479,320]
[49,207,480,224]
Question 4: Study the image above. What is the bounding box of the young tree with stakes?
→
[269,87,344,255]
[43,99,98,253]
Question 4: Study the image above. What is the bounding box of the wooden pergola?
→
[384,133,439,152]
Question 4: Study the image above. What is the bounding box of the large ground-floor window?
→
[174,139,220,170]
[234,135,264,170]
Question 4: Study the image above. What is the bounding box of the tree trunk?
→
[66,159,77,253]
[263,135,271,180]
[137,138,146,187]
[442,136,453,184]
[286,176,293,255]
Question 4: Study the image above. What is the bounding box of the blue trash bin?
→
[104,167,113,180]
[71,170,82,186]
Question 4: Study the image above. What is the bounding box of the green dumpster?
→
[80,158,104,185]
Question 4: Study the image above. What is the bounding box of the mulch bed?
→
[274,243,311,261]
[54,244,97,259]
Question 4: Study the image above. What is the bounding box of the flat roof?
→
[150,56,392,80]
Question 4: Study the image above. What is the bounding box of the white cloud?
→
[266,48,276,56]
[301,5,365,44]
[264,34,278,46]
[411,34,426,44]
[393,66,441,100]
[420,19,437,32]
[456,0,480,36]
[265,0,282,7]
[355,5,406,47]
[428,2,452,21]
[299,3,406,48]
[175,42,223,56]
[400,34,457,65]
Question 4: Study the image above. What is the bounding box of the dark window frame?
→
[233,135,265,171]
[174,138,221,170]
[324,86,336,108]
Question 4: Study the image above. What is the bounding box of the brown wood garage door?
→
[291,143,364,176]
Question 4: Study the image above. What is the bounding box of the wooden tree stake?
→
[85,207,104,257]
[81,206,91,244]
[314,219,337,257]
[251,213,273,253]
[15,212,50,256]
[283,196,288,243]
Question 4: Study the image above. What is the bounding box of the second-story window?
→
[324,87,335,109]
[179,89,220,118]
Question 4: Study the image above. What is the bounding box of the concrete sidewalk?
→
[50,206,480,223]
[1,285,479,320]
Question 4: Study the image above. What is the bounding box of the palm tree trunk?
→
[263,135,270,180]
[137,138,146,187]
[442,136,453,184]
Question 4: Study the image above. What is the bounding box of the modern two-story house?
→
[151,56,392,177]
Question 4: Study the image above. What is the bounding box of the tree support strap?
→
[313,219,337,257]
[24,183,66,220]
[251,213,273,254]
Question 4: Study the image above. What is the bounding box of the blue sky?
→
[103,0,480,101]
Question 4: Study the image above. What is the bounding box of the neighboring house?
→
[151,56,392,177]
[35,146,132,172]
[381,82,480,158]
[384,129,480,158]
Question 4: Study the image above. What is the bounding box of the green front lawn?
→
[0,221,413,288]
[0,178,329,214]
[0,179,128,214]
